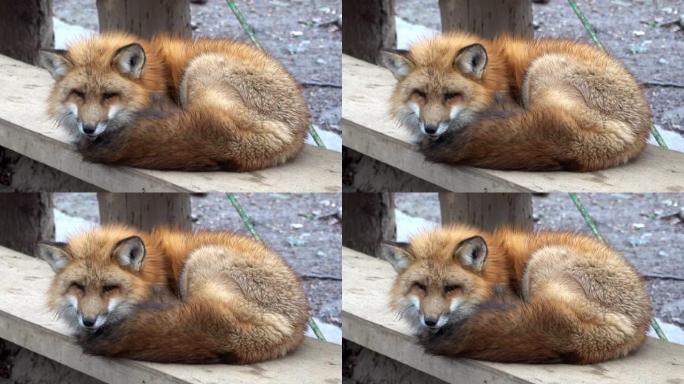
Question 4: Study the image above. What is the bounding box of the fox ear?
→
[454,43,487,79]
[113,236,146,271]
[36,241,70,273]
[38,49,72,80]
[380,241,413,272]
[113,43,146,78]
[380,49,413,80]
[455,236,488,271]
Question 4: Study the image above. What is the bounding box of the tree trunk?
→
[0,193,54,255]
[438,0,533,39]
[0,0,54,64]
[342,193,395,257]
[97,193,192,231]
[342,0,396,64]
[438,193,533,231]
[96,0,191,38]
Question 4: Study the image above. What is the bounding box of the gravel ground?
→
[395,0,684,139]
[53,193,342,325]
[394,192,684,329]
[52,0,342,134]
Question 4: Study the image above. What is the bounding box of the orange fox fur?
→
[39,33,310,171]
[381,225,651,364]
[36,225,309,364]
[382,33,652,171]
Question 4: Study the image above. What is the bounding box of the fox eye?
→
[444,284,462,294]
[444,92,462,101]
[412,90,427,99]
[70,89,85,99]
[102,92,120,101]
[412,282,427,291]
[102,284,119,293]
[70,282,84,291]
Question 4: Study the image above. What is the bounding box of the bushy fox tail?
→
[420,297,648,364]
[420,105,649,172]
[79,102,308,172]
[78,294,307,364]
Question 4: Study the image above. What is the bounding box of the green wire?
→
[224,0,327,148]
[566,0,668,341]
[567,0,668,149]
[225,193,327,341]
[569,193,668,341]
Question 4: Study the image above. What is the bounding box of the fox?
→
[35,225,310,364]
[380,224,652,364]
[381,33,652,171]
[38,33,310,171]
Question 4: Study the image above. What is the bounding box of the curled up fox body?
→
[36,225,309,363]
[381,225,651,364]
[39,33,309,171]
[381,33,652,171]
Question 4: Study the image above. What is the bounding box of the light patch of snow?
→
[54,209,97,242]
[306,129,342,152]
[53,17,95,50]
[306,318,341,344]
[649,319,684,345]
[649,129,684,153]
[396,17,439,50]
[395,209,438,243]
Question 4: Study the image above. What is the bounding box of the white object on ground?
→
[306,318,342,345]
[650,319,684,345]
[395,209,438,242]
[395,17,438,50]
[306,128,342,152]
[53,17,95,50]
[54,209,97,242]
[649,129,684,153]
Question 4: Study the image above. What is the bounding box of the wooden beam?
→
[343,148,445,192]
[439,0,533,38]
[97,193,192,231]
[342,247,684,384]
[342,193,396,257]
[342,0,396,64]
[0,246,342,384]
[96,0,191,38]
[0,193,53,255]
[0,53,341,192]
[438,193,533,231]
[0,0,53,65]
[0,147,100,192]
[342,54,684,192]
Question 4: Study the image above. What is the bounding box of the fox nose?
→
[82,124,96,134]
[424,124,438,135]
[82,316,97,327]
[424,316,439,327]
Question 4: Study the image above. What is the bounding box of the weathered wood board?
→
[0,246,341,384]
[0,54,341,192]
[342,247,684,384]
[342,54,684,192]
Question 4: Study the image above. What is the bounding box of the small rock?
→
[658,58,669,65]
[291,30,303,37]
[633,30,646,37]
[633,223,645,229]
[291,223,304,229]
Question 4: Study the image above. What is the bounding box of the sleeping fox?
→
[381,33,652,171]
[39,33,310,171]
[381,224,651,364]
[36,225,309,363]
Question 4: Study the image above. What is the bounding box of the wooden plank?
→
[0,54,341,193]
[342,247,684,384]
[0,246,341,384]
[96,0,191,39]
[342,54,684,192]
